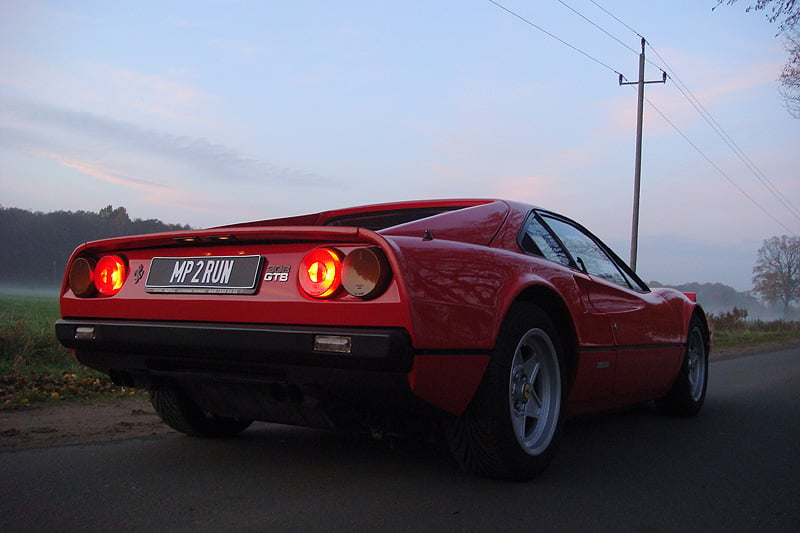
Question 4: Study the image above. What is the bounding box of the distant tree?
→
[780,30,800,117]
[99,205,132,235]
[0,206,191,286]
[752,235,800,317]
[716,1,800,117]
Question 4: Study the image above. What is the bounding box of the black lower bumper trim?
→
[55,319,414,376]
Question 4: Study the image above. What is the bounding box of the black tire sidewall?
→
[481,303,568,479]
[657,314,709,417]
[150,388,252,437]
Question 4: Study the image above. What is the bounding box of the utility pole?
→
[619,38,666,272]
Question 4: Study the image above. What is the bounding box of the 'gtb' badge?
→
[264,265,291,282]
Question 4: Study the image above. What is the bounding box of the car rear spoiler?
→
[66,226,391,255]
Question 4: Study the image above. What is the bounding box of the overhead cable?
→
[643,95,797,235]
[588,1,800,229]
[647,43,800,223]
[556,0,640,55]
[488,0,798,233]
[487,0,625,78]
[589,0,644,40]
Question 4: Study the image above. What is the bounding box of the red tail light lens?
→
[299,248,342,298]
[94,255,127,296]
[342,247,391,299]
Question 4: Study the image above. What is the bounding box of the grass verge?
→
[708,308,800,348]
[1,292,144,406]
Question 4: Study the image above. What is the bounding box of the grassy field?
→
[1,291,798,406]
[0,291,142,405]
[1,292,72,373]
[707,307,800,347]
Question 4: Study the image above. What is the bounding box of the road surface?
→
[2,347,799,532]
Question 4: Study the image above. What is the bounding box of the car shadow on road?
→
[127,400,712,486]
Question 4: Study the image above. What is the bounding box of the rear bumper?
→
[55,318,413,375]
[55,318,489,418]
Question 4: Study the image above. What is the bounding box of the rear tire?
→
[656,314,709,417]
[150,388,253,437]
[446,303,566,480]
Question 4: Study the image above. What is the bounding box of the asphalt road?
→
[2,347,799,532]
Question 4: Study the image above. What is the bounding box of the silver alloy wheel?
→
[686,326,707,402]
[508,328,562,456]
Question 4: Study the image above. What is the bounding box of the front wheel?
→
[446,303,567,480]
[656,314,709,417]
[150,388,253,437]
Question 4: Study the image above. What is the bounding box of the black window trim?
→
[518,211,578,270]
[518,209,650,294]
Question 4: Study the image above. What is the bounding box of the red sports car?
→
[55,199,709,480]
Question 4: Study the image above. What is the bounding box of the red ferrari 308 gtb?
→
[56,199,709,480]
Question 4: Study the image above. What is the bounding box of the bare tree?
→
[752,235,800,316]
[717,1,800,117]
[717,0,799,31]
[780,30,800,117]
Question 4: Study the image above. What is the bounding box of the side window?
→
[523,216,571,267]
[541,215,630,288]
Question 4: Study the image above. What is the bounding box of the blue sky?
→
[1,1,798,291]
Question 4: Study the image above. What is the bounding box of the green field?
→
[0,290,142,404]
[0,291,68,373]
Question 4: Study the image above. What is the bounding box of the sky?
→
[1,1,798,292]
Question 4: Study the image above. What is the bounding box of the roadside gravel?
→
[0,397,171,451]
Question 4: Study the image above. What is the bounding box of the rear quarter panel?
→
[387,235,617,351]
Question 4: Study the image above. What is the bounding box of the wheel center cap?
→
[523,383,532,399]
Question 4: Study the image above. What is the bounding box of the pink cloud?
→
[104,67,207,121]
[27,150,219,215]
[33,151,165,192]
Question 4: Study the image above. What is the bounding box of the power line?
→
[586,0,669,74]
[643,94,797,235]
[647,43,800,223]
[588,0,643,40]
[487,0,799,234]
[590,1,800,228]
[486,0,625,78]
[555,0,640,55]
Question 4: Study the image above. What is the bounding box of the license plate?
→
[145,255,264,294]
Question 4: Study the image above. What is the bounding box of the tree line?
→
[0,206,191,287]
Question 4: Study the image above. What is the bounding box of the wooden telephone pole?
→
[619,38,666,272]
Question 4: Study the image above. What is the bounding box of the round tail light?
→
[94,255,127,296]
[299,248,342,298]
[68,257,97,298]
[342,247,391,299]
